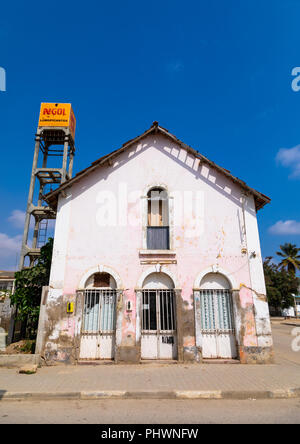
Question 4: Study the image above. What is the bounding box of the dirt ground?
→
[0,340,35,355]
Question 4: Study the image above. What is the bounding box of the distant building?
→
[279,287,300,318]
[295,295,300,317]
[0,271,15,343]
[0,271,14,293]
[291,289,300,317]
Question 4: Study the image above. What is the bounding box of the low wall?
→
[0,354,41,368]
[0,297,13,334]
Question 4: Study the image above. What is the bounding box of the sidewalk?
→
[1,359,300,401]
[1,324,299,402]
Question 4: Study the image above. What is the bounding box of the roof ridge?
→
[44,122,270,211]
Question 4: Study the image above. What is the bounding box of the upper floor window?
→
[147,187,169,250]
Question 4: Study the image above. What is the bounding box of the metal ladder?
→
[37,219,48,248]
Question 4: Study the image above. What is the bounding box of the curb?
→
[1,388,300,401]
[281,322,300,327]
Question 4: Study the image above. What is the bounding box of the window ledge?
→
[139,250,176,256]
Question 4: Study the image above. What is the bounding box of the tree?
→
[11,238,53,337]
[264,256,300,315]
[276,243,300,274]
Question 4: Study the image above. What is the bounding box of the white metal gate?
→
[79,289,116,360]
[141,289,177,360]
[199,289,237,359]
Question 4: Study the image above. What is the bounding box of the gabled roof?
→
[44,121,270,211]
[0,271,15,279]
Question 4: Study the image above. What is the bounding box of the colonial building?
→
[35,122,273,364]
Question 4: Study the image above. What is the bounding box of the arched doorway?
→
[199,273,237,359]
[141,272,177,360]
[79,272,117,360]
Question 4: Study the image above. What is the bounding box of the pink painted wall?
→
[49,133,267,349]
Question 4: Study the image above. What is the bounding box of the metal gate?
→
[141,289,177,360]
[79,289,116,360]
[199,289,237,359]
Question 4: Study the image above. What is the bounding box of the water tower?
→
[19,103,76,268]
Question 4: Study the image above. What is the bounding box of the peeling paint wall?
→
[37,133,273,364]
[240,194,273,360]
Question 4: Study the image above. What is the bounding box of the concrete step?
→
[202,359,240,364]
[77,360,114,365]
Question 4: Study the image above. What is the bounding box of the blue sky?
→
[0,0,300,270]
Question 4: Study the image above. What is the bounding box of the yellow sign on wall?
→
[38,103,76,140]
[67,302,74,314]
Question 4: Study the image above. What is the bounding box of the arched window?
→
[147,187,169,250]
[85,272,117,289]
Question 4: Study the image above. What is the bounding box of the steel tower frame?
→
[19,126,75,269]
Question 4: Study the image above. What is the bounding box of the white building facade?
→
[36,122,273,364]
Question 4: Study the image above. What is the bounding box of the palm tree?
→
[276,243,300,274]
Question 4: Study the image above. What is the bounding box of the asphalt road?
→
[272,322,300,366]
[0,398,300,424]
[0,323,299,424]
